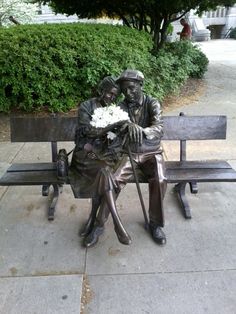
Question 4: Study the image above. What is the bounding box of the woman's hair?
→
[97,76,120,95]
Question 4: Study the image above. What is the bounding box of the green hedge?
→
[0,23,208,113]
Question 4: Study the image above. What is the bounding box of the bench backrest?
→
[10,114,227,142]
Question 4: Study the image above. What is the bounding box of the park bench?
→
[1,113,236,221]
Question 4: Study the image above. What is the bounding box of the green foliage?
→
[166,24,174,35]
[0,23,208,113]
[164,41,209,79]
[144,41,209,100]
[0,23,152,112]
[229,27,236,39]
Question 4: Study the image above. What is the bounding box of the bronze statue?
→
[69,76,131,247]
[82,70,167,247]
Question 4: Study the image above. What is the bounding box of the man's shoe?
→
[149,224,166,245]
[83,226,104,248]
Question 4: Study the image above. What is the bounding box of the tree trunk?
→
[159,17,169,48]
[152,18,162,54]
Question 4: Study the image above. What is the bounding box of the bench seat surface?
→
[0,171,60,185]
[1,160,236,186]
[0,163,59,185]
[165,160,236,183]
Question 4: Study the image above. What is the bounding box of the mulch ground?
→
[162,78,206,112]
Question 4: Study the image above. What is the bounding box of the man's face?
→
[120,81,142,103]
[101,87,119,106]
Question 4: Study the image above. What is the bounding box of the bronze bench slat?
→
[2,161,236,185]
[166,168,236,183]
[7,163,56,172]
[0,170,60,186]
[162,115,226,140]
[165,160,232,170]
[4,160,232,175]
[10,115,227,142]
[10,116,77,142]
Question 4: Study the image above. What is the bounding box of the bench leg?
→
[174,183,192,219]
[48,184,59,221]
[189,182,198,194]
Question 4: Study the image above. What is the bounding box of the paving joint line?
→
[0,142,25,202]
[1,268,235,280]
[0,272,83,279]
[85,268,236,277]
[0,186,9,202]
[9,142,25,163]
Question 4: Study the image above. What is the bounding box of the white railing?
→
[206,7,228,18]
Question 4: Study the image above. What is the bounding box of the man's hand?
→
[128,123,143,145]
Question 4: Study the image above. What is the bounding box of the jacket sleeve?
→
[143,98,163,140]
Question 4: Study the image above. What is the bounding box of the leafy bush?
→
[0,23,152,112]
[163,40,209,79]
[229,27,236,39]
[0,23,208,113]
[144,40,209,99]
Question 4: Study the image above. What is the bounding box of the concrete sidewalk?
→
[0,40,236,314]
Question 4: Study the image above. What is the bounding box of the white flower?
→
[90,104,130,128]
[90,104,130,140]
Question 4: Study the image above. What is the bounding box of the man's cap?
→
[116,69,144,83]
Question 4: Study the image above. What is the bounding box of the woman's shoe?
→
[115,227,132,245]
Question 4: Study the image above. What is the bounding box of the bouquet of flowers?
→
[90,104,130,140]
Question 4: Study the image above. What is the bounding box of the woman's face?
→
[101,87,119,106]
